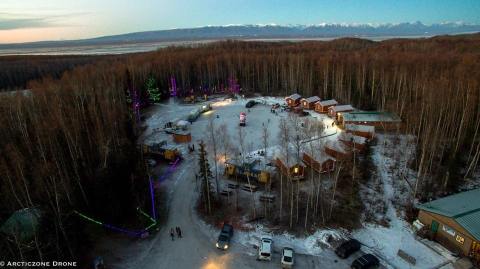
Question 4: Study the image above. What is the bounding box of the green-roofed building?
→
[416,188,480,262]
[339,111,401,130]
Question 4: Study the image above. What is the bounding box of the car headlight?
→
[216,243,219,247]
[224,245,228,249]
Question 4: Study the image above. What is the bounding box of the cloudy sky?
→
[1,0,479,43]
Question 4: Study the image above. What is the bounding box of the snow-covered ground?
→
[101,96,456,269]
[353,134,451,269]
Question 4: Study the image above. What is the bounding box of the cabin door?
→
[431,220,439,233]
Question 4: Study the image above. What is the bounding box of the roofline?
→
[417,208,480,241]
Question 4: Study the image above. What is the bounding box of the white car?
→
[281,247,295,268]
[257,236,273,261]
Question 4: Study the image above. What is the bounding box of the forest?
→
[1,33,479,262]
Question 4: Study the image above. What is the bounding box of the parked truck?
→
[142,141,182,161]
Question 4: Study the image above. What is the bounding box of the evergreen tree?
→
[198,141,214,214]
[145,76,161,103]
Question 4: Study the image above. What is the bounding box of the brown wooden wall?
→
[418,210,478,256]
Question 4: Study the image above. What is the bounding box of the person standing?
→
[170,228,175,241]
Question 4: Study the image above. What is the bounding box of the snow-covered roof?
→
[339,133,367,145]
[345,124,375,133]
[286,93,301,100]
[302,96,321,103]
[317,99,338,106]
[330,105,354,112]
[342,112,401,123]
[325,140,350,154]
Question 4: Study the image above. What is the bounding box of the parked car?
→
[257,236,273,261]
[216,223,234,250]
[245,100,257,108]
[281,247,294,268]
[351,254,380,269]
[335,239,361,259]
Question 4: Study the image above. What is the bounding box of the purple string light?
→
[170,76,177,97]
[149,176,156,220]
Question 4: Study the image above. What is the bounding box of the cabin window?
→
[294,167,299,174]
[456,235,465,244]
[442,224,456,237]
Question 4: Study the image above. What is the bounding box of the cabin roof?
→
[303,96,321,103]
[345,124,375,133]
[330,105,354,112]
[339,133,367,145]
[286,93,301,100]
[317,99,338,106]
[416,188,480,240]
[342,112,401,123]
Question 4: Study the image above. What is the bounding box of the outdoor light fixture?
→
[294,167,299,173]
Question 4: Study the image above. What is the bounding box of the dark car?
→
[245,100,257,108]
[335,239,361,259]
[351,254,380,269]
[216,223,234,250]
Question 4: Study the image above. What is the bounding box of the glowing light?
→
[294,167,299,173]
[170,76,177,97]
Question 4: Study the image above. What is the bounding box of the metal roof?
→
[343,112,401,123]
[416,188,480,240]
[303,96,321,103]
[318,99,338,106]
[330,105,354,112]
[286,93,301,100]
[345,124,375,133]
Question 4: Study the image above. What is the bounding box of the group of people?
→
[170,226,182,241]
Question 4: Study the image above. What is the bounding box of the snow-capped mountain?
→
[2,22,479,48]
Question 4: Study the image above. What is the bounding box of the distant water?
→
[0,36,430,56]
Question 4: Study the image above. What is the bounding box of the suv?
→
[335,239,361,259]
[216,223,233,250]
[257,236,273,261]
[351,254,380,269]
[281,247,294,268]
[245,100,257,108]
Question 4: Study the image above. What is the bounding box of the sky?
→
[0,0,479,44]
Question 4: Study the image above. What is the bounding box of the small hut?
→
[328,105,354,120]
[285,93,302,108]
[345,124,375,140]
[302,151,335,173]
[172,131,192,143]
[301,96,321,110]
[339,133,367,151]
[315,99,338,113]
[324,140,352,160]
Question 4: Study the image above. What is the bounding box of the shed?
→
[339,133,367,151]
[324,140,352,160]
[345,124,375,140]
[285,93,302,108]
[302,151,335,173]
[416,188,480,262]
[328,105,354,120]
[301,96,321,110]
[172,131,192,143]
[315,99,338,113]
[340,112,401,130]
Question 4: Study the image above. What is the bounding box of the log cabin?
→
[345,124,375,140]
[324,140,352,160]
[416,188,480,263]
[285,93,302,108]
[339,133,367,152]
[301,96,321,110]
[315,99,338,113]
[328,105,354,120]
[302,151,335,173]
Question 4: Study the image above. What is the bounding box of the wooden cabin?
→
[315,99,338,113]
[324,141,352,160]
[275,157,305,181]
[301,96,321,110]
[302,152,335,173]
[224,158,274,184]
[339,112,401,130]
[293,106,304,115]
[328,105,354,120]
[172,132,192,143]
[345,124,375,140]
[416,188,480,263]
[339,133,367,152]
[285,93,302,108]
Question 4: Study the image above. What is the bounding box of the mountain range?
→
[1,21,480,49]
